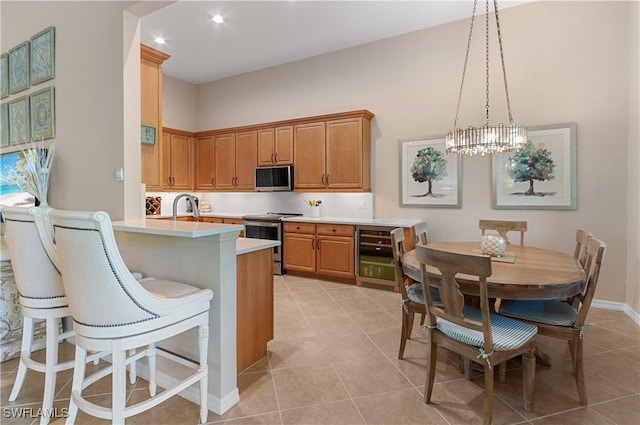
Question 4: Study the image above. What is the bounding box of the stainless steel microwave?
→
[255,166,294,191]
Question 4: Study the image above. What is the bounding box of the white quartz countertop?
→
[143,213,420,228]
[236,237,280,255]
[112,218,244,238]
[282,216,421,228]
[111,219,277,255]
[146,212,251,220]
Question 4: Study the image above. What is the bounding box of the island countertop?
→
[112,219,278,255]
[112,218,243,238]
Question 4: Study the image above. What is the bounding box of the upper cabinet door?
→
[236,130,258,190]
[274,126,294,165]
[294,122,326,190]
[215,133,237,190]
[195,136,215,190]
[326,117,364,190]
[170,133,193,190]
[257,128,276,166]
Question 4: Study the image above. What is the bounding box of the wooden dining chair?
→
[497,237,606,406]
[390,228,426,359]
[412,221,430,245]
[574,229,593,267]
[479,219,527,246]
[416,244,537,425]
[416,244,537,423]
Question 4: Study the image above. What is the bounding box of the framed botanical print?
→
[30,86,55,139]
[9,41,30,94]
[400,135,462,208]
[8,95,30,144]
[30,26,55,85]
[492,123,577,210]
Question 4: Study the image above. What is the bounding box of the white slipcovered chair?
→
[1,206,108,425]
[48,209,213,424]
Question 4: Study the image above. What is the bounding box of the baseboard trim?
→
[592,299,640,326]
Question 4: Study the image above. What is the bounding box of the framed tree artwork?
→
[399,136,462,208]
[492,123,577,210]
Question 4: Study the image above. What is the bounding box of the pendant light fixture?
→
[445,0,526,155]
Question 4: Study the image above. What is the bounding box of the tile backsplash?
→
[147,192,374,219]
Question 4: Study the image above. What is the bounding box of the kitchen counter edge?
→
[282,216,421,228]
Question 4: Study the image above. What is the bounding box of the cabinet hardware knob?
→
[274,152,278,163]
[321,174,325,186]
[326,174,330,185]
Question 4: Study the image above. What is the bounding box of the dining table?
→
[402,241,586,301]
[402,241,587,367]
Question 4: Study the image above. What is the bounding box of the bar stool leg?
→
[147,343,157,397]
[66,345,87,425]
[40,311,59,425]
[9,316,33,401]
[111,342,126,424]
[198,325,209,425]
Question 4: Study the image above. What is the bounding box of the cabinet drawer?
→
[284,222,316,234]
[317,223,354,237]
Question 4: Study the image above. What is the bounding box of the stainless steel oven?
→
[243,213,302,275]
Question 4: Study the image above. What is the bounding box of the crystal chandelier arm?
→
[493,0,515,124]
[452,0,479,130]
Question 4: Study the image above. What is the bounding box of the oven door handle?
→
[243,220,281,228]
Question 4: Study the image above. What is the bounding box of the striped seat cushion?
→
[498,299,578,327]
[437,306,537,351]
[406,282,442,307]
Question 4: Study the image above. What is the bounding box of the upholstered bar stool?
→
[49,209,213,424]
[1,206,106,425]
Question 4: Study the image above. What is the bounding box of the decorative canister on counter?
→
[480,235,507,257]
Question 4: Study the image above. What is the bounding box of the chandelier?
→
[445,0,526,155]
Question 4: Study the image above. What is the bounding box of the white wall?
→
[184,1,636,305]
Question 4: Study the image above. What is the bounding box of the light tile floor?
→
[1,274,639,424]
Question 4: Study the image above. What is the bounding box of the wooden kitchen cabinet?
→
[257,126,294,166]
[214,131,257,190]
[326,117,371,190]
[293,122,326,190]
[283,222,355,280]
[140,44,170,191]
[195,136,215,190]
[161,129,193,191]
[293,113,372,191]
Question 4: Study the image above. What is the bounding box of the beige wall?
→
[1,1,140,219]
[163,75,197,131]
[627,1,640,314]
[190,1,637,305]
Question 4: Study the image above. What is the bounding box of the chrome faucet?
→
[172,193,200,220]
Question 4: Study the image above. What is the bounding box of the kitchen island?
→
[111,219,278,415]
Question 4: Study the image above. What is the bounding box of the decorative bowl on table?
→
[480,235,507,257]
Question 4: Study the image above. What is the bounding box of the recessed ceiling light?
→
[212,15,224,24]
[154,37,166,44]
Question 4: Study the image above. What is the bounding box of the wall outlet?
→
[358,201,367,209]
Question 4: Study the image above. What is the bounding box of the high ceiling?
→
[140,1,533,85]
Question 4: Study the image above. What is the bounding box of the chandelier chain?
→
[485,0,490,125]
[494,0,515,124]
[452,0,479,130]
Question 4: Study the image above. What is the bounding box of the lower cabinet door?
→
[283,233,316,273]
[316,235,355,279]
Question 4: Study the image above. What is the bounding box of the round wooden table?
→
[402,242,586,300]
